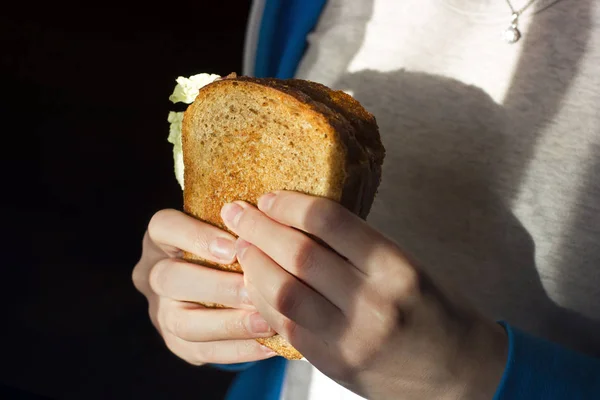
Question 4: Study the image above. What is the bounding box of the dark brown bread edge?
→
[275,78,385,218]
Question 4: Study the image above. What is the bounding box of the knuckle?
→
[281,317,300,343]
[372,249,421,301]
[148,302,161,332]
[154,298,171,330]
[195,343,216,363]
[402,268,420,297]
[166,310,187,339]
[367,305,398,341]
[276,281,305,320]
[131,262,146,294]
[328,348,368,384]
[341,348,367,372]
[390,267,421,301]
[188,226,211,256]
[148,258,172,295]
[308,201,347,236]
[148,209,176,242]
[290,239,318,274]
[329,364,360,386]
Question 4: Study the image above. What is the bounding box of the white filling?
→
[167,73,220,189]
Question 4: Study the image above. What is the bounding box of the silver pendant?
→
[503,12,521,44]
[503,26,521,43]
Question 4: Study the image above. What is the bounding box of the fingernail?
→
[221,203,243,226]
[208,237,236,261]
[248,313,272,334]
[262,346,277,357]
[236,239,251,259]
[258,192,276,211]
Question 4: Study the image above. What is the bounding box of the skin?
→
[132,210,277,365]
[132,191,508,399]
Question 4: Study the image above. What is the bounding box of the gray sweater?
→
[281,0,600,398]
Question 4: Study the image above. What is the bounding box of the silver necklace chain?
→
[503,0,537,43]
[506,0,537,15]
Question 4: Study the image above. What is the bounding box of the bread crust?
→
[180,75,384,360]
[233,76,373,216]
[277,78,385,217]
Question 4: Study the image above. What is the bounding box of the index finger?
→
[256,191,408,276]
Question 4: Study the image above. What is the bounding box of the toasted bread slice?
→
[181,75,384,360]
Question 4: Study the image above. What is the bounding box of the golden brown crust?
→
[182,77,353,271]
[180,75,383,360]
[256,336,303,360]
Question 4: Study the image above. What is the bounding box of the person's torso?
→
[281,0,600,398]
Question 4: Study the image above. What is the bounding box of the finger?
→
[256,191,409,276]
[148,209,237,264]
[133,231,165,295]
[162,303,275,342]
[243,273,347,371]
[237,239,345,335]
[246,273,404,382]
[165,335,277,365]
[221,202,364,311]
[149,258,254,309]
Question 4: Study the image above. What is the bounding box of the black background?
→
[1,1,251,398]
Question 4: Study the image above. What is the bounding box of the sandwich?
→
[168,72,385,360]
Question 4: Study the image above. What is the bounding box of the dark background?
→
[1,1,251,398]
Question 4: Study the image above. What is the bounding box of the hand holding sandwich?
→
[132,209,278,365]
[221,190,508,400]
[134,74,508,399]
